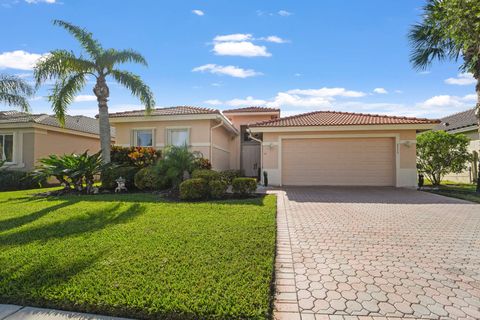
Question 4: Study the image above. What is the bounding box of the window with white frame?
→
[166,128,189,146]
[133,129,153,147]
[0,134,14,162]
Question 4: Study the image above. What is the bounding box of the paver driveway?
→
[272,187,480,320]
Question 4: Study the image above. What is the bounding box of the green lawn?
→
[424,182,480,203]
[0,189,277,319]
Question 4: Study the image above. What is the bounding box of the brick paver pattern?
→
[272,187,480,320]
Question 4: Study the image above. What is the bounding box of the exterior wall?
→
[113,119,212,158]
[225,113,279,170]
[34,129,101,169]
[211,124,231,171]
[260,129,418,187]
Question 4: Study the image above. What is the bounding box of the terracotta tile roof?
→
[222,106,280,113]
[109,106,220,118]
[434,108,478,132]
[0,110,114,136]
[249,110,440,127]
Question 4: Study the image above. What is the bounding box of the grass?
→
[0,189,277,319]
[423,181,480,203]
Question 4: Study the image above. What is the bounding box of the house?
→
[0,110,108,171]
[110,106,439,187]
[434,108,479,183]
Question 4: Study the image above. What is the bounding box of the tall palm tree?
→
[409,0,480,192]
[0,73,34,111]
[34,20,155,163]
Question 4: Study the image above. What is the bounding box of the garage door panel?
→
[282,138,395,186]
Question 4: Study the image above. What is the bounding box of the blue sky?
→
[0,0,477,119]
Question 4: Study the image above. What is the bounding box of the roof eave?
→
[249,123,439,132]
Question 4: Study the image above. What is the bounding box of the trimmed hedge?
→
[220,169,243,185]
[232,178,257,196]
[101,166,138,190]
[208,179,227,199]
[0,170,43,191]
[134,167,168,190]
[179,178,208,200]
[192,169,221,183]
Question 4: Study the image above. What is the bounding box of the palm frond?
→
[34,50,96,87]
[100,49,148,71]
[53,20,103,58]
[0,74,34,111]
[48,73,87,126]
[110,70,155,112]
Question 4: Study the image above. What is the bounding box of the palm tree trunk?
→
[94,76,111,164]
[476,78,480,193]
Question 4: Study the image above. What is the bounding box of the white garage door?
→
[282,137,395,186]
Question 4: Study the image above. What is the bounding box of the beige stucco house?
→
[0,110,106,171]
[434,108,479,183]
[110,106,439,187]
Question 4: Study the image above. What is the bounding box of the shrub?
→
[193,157,212,170]
[417,130,472,186]
[192,169,221,183]
[101,166,138,190]
[111,146,161,168]
[220,169,243,185]
[134,167,168,190]
[232,177,257,196]
[32,151,105,193]
[156,145,203,187]
[0,170,43,191]
[208,179,227,199]
[179,178,208,200]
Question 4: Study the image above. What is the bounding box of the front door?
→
[241,143,261,178]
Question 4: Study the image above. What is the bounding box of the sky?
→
[0,0,477,119]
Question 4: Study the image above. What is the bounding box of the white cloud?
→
[204,99,223,106]
[260,36,288,43]
[0,50,46,70]
[213,41,271,57]
[373,87,388,94]
[278,10,292,16]
[418,71,431,75]
[226,96,268,107]
[394,90,403,94]
[192,9,204,16]
[192,64,262,78]
[25,0,56,3]
[74,95,97,102]
[285,87,366,98]
[294,73,301,77]
[463,94,477,101]
[214,33,252,42]
[444,73,476,85]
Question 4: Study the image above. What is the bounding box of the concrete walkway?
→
[0,305,129,320]
[271,187,480,320]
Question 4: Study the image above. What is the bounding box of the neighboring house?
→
[110,106,438,187]
[0,110,108,171]
[434,108,479,183]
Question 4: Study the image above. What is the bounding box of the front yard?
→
[0,189,276,319]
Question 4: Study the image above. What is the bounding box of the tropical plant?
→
[110,146,161,167]
[232,177,257,196]
[33,151,106,193]
[409,0,480,191]
[0,73,34,111]
[34,20,155,164]
[417,130,471,186]
[156,145,202,187]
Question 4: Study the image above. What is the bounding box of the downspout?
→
[247,127,263,183]
[210,118,224,168]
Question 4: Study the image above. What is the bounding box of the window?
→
[133,129,153,147]
[0,134,13,162]
[240,125,262,143]
[167,128,189,146]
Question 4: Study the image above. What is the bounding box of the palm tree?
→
[409,0,480,192]
[0,73,34,111]
[34,20,155,163]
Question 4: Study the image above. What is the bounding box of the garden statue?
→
[115,176,128,193]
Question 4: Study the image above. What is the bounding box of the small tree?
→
[417,131,471,186]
